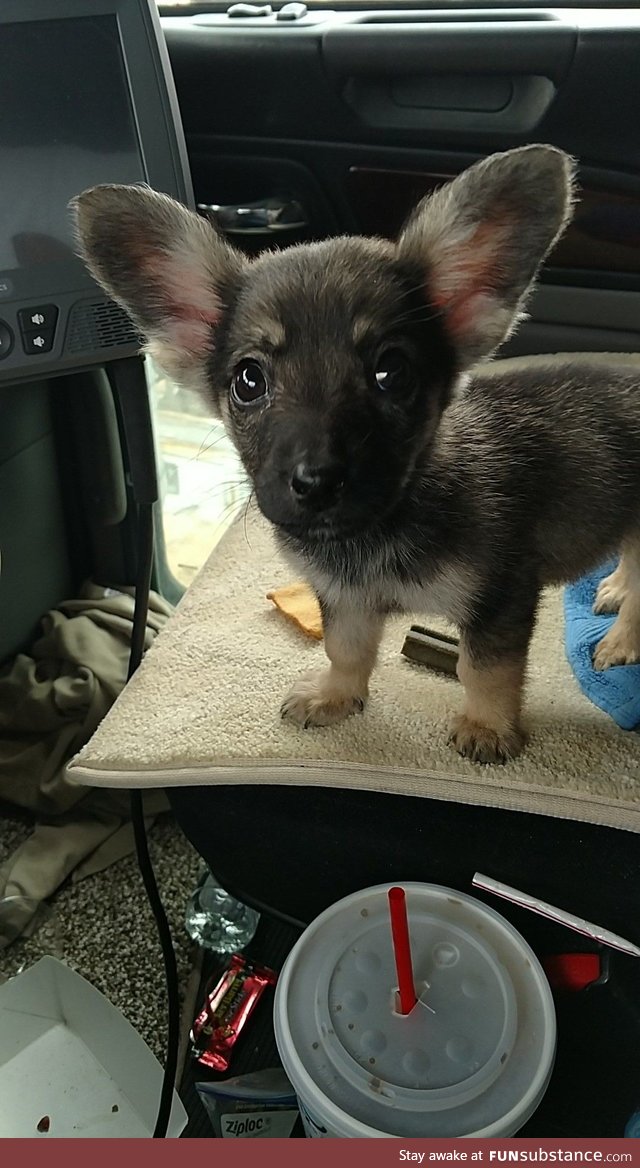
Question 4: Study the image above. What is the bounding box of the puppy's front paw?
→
[448,715,525,765]
[593,623,640,670]
[281,669,367,728]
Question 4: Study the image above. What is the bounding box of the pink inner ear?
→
[442,290,500,342]
[143,251,223,355]
[169,317,217,354]
[430,218,511,342]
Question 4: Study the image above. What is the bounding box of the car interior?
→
[0,0,639,1142]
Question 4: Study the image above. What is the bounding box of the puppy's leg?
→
[281,602,384,728]
[449,650,526,764]
[449,594,536,764]
[593,536,640,669]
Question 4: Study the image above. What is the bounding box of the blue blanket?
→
[564,560,640,731]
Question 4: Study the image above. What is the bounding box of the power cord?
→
[109,356,181,1139]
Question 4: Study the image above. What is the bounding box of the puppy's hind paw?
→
[593,568,627,615]
[448,715,525,765]
[280,669,366,728]
[593,624,640,670]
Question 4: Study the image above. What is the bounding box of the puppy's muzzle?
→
[290,459,345,512]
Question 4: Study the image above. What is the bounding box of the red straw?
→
[388,886,417,1015]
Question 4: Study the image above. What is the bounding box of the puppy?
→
[71,145,640,764]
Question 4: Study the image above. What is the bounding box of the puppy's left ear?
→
[396,144,576,368]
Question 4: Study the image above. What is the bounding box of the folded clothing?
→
[564,560,640,731]
[0,580,172,945]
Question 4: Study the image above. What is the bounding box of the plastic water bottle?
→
[625,1110,640,1137]
[185,869,260,955]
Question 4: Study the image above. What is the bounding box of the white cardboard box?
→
[0,956,187,1138]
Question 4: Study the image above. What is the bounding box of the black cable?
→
[126,504,180,1139]
[126,501,155,684]
[129,786,181,1138]
[109,357,181,1139]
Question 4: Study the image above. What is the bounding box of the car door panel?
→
[162,9,640,355]
[162,10,640,165]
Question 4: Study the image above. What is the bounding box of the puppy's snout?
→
[290,460,345,509]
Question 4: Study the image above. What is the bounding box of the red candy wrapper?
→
[191,954,278,1072]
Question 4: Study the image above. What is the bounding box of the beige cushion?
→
[67,365,640,837]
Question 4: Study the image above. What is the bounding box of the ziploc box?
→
[0,956,187,1138]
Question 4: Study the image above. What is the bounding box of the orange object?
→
[266,582,323,640]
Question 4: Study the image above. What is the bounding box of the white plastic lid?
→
[274,883,556,1138]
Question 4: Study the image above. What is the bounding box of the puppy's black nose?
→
[290,461,344,507]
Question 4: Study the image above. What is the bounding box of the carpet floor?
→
[0,803,202,1063]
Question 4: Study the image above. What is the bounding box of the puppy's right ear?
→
[70,185,245,388]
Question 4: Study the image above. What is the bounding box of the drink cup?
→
[274,883,555,1138]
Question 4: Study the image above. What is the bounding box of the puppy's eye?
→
[374,348,411,393]
[231,360,268,406]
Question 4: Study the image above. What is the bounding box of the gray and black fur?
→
[71,145,640,763]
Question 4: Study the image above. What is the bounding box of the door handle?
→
[197,196,308,236]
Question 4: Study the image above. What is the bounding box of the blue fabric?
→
[564,559,640,731]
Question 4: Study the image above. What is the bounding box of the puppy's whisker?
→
[203,474,250,485]
[191,484,251,512]
[381,276,445,310]
[196,435,243,462]
[348,428,373,458]
[193,426,230,459]
[388,304,445,329]
[209,498,249,532]
[242,490,256,549]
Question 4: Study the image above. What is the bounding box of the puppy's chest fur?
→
[281,537,478,626]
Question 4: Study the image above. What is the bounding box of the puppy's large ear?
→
[396,145,576,368]
[71,185,245,388]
